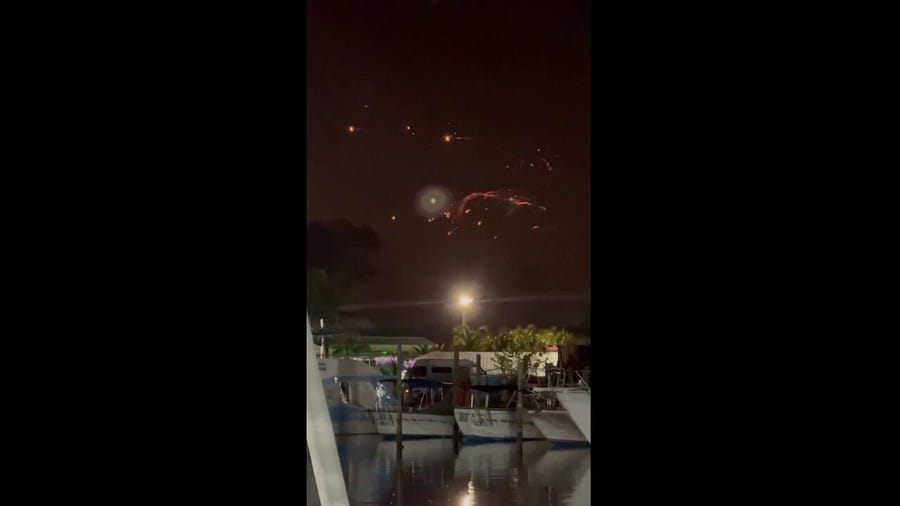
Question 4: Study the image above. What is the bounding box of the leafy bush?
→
[492,325,549,381]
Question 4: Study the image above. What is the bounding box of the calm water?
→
[308,436,590,505]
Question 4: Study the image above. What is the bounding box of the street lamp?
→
[453,294,474,435]
[458,295,473,327]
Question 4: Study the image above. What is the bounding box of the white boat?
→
[455,408,544,439]
[374,411,456,437]
[318,358,385,435]
[306,317,348,506]
[454,385,544,440]
[532,370,591,444]
[373,378,456,437]
[530,410,587,444]
[553,388,590,443]
[455,408,475,436]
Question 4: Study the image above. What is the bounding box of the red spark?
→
[438,190,547,237]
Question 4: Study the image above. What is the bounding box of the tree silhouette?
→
[307,219,382,326]
[307,219,381,282]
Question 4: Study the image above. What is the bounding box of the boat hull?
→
[454,409,475,436]
[530,410,587,443]
[454,408,544,440]
[553,390,591,443]
[373,411,456,437]
[329,405,379,435]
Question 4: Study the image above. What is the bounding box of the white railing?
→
[574,370,590,394]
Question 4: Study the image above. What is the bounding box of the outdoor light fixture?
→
[459,295,473,306]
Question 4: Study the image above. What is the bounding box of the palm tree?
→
[482,327,509,352]
[492,325,549,380]
[538,327,576,348]
[412,344,433,357]
[506,324,545,353]
[328,336,371,357]
[452,325,490,351]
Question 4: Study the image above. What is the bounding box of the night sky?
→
[307,1,590,328]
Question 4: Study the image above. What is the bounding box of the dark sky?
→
[307,1,590,327]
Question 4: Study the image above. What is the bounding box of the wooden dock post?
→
[517,359,525,443]
[452,344,460,438]
[396,343,403,451]
[475,354,481,385]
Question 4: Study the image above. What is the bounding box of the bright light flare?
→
[459,296,473,306]
[444,134,453,142]
[347,125,356,133]
[415,185,452,218]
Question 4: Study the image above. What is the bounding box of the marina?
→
[307,2,591,502]
[310,350,591,504]
[319,357,591,442]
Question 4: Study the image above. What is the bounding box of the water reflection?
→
[309,436,589,505]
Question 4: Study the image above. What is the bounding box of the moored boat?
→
[552,388,590,443]
[529,410,587,444]
[318,358,386,435]
[373,378,456,437]
[531,370,591,443]
[454,385,544,440]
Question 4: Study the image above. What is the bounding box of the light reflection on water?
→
[308,436,590,505]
